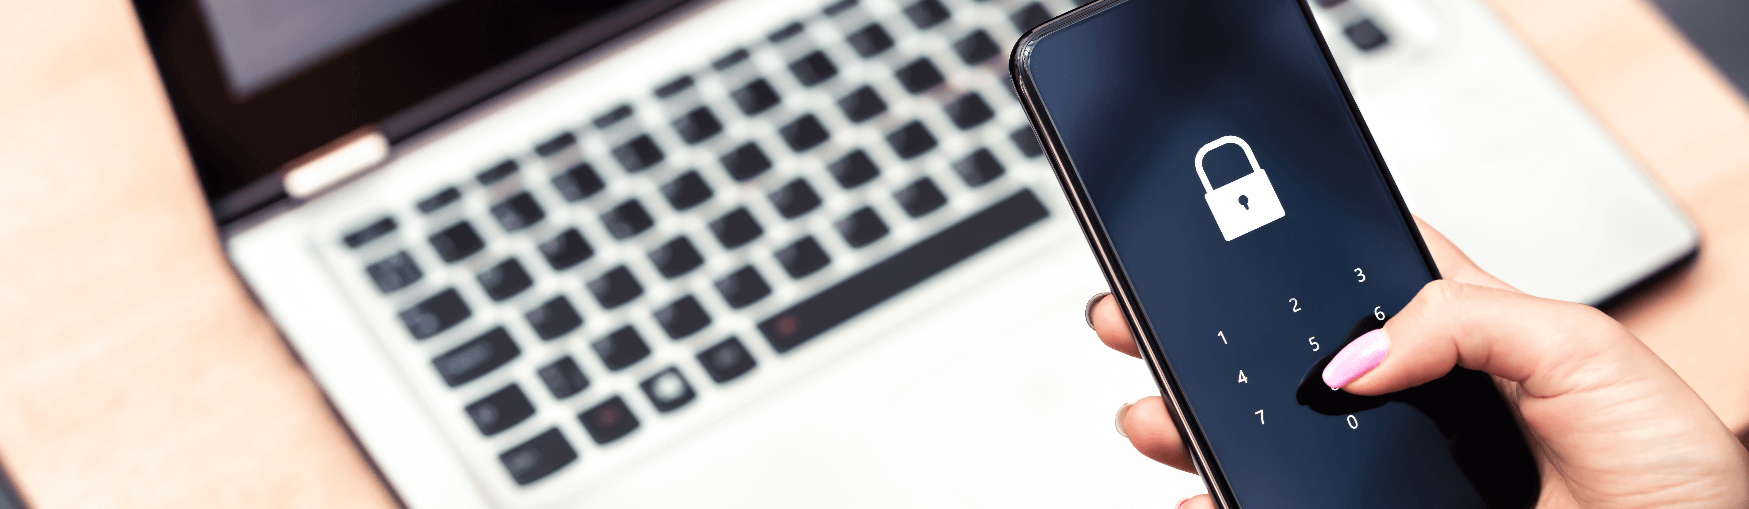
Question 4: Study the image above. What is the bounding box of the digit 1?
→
[1218,331,1228,344]
[1255,409,1265,424]
[1347,414,1359,429]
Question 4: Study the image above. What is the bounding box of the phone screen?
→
[1018,1,1537,507]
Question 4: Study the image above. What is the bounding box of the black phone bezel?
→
[1007,1,1442,507]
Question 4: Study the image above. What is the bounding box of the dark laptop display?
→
[134,0,688,221]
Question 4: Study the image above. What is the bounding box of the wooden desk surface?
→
[0,0,1745,507]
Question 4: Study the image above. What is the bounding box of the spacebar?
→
[759,189,1050,353]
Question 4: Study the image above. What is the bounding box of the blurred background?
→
[0,0,1747,508]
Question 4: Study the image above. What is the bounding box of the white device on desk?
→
[1309,0,1697,304]
[127,0,1694,507]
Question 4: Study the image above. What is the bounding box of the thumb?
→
[1325,279,1639,398]
[1321,280,1749,508]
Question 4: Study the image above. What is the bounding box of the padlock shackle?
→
[1193,135,1263,193]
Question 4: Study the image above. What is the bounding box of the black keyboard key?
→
[526,296,583,340]
[601,200,654,239]
[552,163,605,201]
[769,179,821,219]
[477,258,533,301]
[649,237,704,278]
[594,104,634,128]
[588,266,643,309]
[761,190,1050,352]
[1011,126,1044,158]
[711,208,764,249]
[954,149,1005,187]
[613,135,664,173]
[698,338,756,383]
[536,132,576,157]
[467,384,535,436]
[721,143,773,181]
[366,251,422,293]
[580,397,640,445]
[887,121,938,159]
[344,218,397,248]
[732,79,781,115]
[895,58,944,93]
[780,114,830,152]
[434,328,520,387]
[593,326,650,371]
[399,289,471,340]
[418,188,461,213]
[430,222,485,262]
[655,296,711,339]
[838,86,887,123]
[662,171,713,210]
[491,192,545,231]
[1345,18,1390,51]
[672,107,723,144]
[655,75,694,98]
[828,150,880,188]
[789,51,838,87]
[641,367,696,412]
[500,428,576,486]
[945,93,994,129]
[539,229,593,270]
[768,22,804,42]
[776,237,830,278]
[713,48,749,70]
[905,0,951,29]
[1011,2,1052,32]
[895,178,948,217]
[824,0,856,15]
[538,357,590,399]
[837,207,889,248]
[847,23,894,57]
[716,266,771,309]
[477,160,519,185]
[956,30,1000,64]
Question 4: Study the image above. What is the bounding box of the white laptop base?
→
[227,0,1693,507]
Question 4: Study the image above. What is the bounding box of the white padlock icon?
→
[1195,135,1286,241]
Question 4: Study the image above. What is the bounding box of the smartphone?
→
[1011,1,1540,507]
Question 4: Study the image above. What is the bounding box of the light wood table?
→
[0,0,1744,507]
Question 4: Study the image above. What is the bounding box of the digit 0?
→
[1347,414,1359,429]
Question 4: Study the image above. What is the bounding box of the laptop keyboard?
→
[326,0,1082,494]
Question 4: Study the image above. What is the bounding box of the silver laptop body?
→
[223,0,1695,507]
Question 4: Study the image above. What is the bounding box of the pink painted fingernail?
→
[1176,497,1191,509]
[1323,329,1389,389]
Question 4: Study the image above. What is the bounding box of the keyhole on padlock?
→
[1238,195,1250,210]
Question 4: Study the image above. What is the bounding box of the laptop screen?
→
[135,0,691,222]
[197,0,460,99]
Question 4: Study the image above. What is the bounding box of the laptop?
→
[129,0,1695,506]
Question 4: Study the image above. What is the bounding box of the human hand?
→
[1087,218,1749,509]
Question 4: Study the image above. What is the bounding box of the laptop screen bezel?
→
[133,0,694,223]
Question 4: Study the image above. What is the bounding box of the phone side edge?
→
[1288,0,1441,282]
[1008,5,1240,508]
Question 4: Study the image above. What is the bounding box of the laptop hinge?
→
[283,127,390,199]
